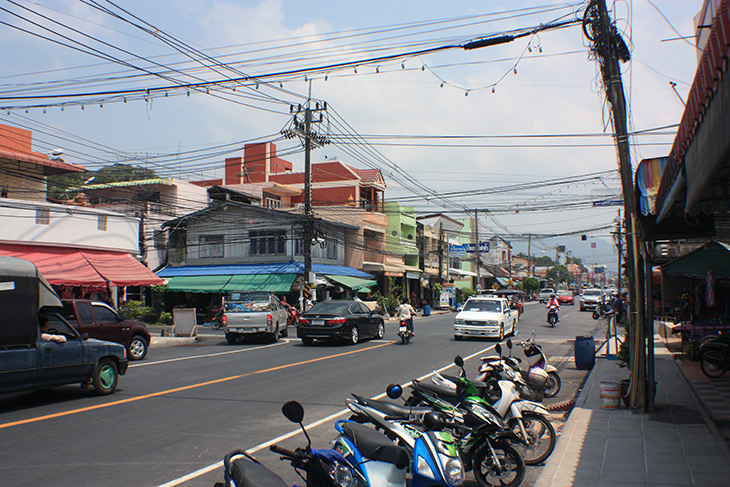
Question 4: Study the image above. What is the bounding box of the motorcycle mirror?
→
[495,343,502,356]
[454,355,464,368]
[282,400,305,424]
[386,383,403,399]
[507,338,513,350]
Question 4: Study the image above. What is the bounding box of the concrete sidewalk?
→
[534,338,730,487]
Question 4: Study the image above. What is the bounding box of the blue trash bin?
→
[423,304,431,316]
[574,335,596,370]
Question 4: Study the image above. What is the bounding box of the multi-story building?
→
[0,123,161,303]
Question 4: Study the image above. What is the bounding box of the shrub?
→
[157,312,172,326]
[142,306,161,324]
[121,300,146,320]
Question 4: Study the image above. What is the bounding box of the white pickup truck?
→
[222,292,289,344]
[453,296,518,341]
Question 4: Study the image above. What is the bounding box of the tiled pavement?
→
[534,337,730,487]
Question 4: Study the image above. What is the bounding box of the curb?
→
[150,336,197,348]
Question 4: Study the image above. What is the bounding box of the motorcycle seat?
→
[341,422,410,469]
[351,394,433,418]
[229,456,288,487]
[412,379,460,400]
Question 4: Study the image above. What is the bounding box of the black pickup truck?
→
[0,257,128,396]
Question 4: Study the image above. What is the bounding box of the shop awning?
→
[157,261,372,279]
[79,249,163,286]
[661,241,730,279]
[223,274,296,293]
[0,244,162,287]
[0,244,105,286]
[326,275,377,291]
[164,275,232,292]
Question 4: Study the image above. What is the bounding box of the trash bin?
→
[574,335,595,370]
[423,304,431,316]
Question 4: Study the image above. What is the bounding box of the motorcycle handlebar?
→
[270,444,299,459]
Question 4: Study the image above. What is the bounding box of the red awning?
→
[0,244,105,286]
[79,249,162,286]
[0,244,162,287]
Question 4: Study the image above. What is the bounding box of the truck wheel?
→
[301,337,314,345]
[226,334,238,345]
[280,324,289,337]
[128,335,148,360]
[454,335,463,341]
[270,324,279,343]
[92,359,118,395]
[498,324,504,341]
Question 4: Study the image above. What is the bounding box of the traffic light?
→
[581,234,587,240]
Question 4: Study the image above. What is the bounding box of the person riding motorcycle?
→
[396,300,416,336]
[546,293,560,323]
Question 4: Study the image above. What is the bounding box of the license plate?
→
[399,326,407,332]
[312,320,325,325]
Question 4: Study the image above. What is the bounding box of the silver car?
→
[579,289,605,311]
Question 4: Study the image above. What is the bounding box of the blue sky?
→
[0,0,703,265]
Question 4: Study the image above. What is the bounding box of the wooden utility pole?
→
[474,209,481,291]
[588,0,647,410]
[438,222,444,285]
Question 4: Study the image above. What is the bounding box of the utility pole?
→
[474,209,481,291]
[528,234,533,278]
[587,0,647,410]
[281,90,329,307]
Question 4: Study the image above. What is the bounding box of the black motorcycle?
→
[700,334,730,378]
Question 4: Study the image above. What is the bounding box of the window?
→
[326,239,337,260]
[75,302,94,324]
[199,235,224,258]
[98,215,108,231]
[35,208,50,225]
[293,238,303,256]
[263,193,281,209]
[92,305,118,322]
[249,230,286,256]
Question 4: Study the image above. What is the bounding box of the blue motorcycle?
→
[338,396,466,487]
[216,401,359,487]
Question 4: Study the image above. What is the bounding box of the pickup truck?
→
[538,288,555,303]
[0,256,128,396]
[453,296,518,341]
[222,292,289,344]
[60,299,151,360]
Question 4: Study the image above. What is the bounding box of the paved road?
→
[0,301,606,486]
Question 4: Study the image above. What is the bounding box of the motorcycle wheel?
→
[543,371,562,398]
[211,320,221,330]
[700,351,727,378]
[508,412,556,465]
[472,440,525,487]
[401,333,408,345]
[592,310,600,320]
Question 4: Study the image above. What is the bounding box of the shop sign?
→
[384,271,403,277]
[406,271,421,279]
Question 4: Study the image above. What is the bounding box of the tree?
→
[535,256,555,267]
[546,265,575,286]
[47,163,158,200]
[520,277,540,294]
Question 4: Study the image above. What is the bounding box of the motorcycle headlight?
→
[416,454,435,479]
[470,403,498,424]
[328,461,356,487]
[441,455,465,486]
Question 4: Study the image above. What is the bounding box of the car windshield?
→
[307,301,351,315]
[463,300,501,312]
[584,290,603,296]
[225,293,270,312]
[558,291,572,296]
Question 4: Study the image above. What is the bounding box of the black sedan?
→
[296,300,385,345]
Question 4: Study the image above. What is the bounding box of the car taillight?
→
[267,314,272,325]
[222,315,227,326]
[298,318,310,325]
[327,318,346,324]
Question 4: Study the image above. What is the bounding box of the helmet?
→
[550,293,556,298]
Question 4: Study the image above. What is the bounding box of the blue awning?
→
[157,261,372,279]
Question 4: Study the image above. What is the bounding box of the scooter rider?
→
[396,300,416,336]
[546,293,560,322]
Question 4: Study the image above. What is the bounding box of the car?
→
[221,292,289,344]
[61,299,151,360]
[453,296,518,341]
[296,300,385,345]
[579,289,605,311]
[538,288,555,303]
[1,256,129,396]
[557,290,574,305]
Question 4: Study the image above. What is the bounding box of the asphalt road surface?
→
[0,301,609,487]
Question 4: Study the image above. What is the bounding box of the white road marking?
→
[130,340,291,368]
[156,344,498,486]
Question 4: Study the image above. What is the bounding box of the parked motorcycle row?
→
[216,333,562,487]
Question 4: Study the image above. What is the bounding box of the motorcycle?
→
[546,304,559,327]
[592,301,613,320]
[477,343,545,403]
[347,387,524,487]
[398,319,413,345]
[515,333,561,398]
[699,334,730,378]
[217,400,359,487]
[432,356,556,466]
[342,395,467,487]
[212,308,224,330]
